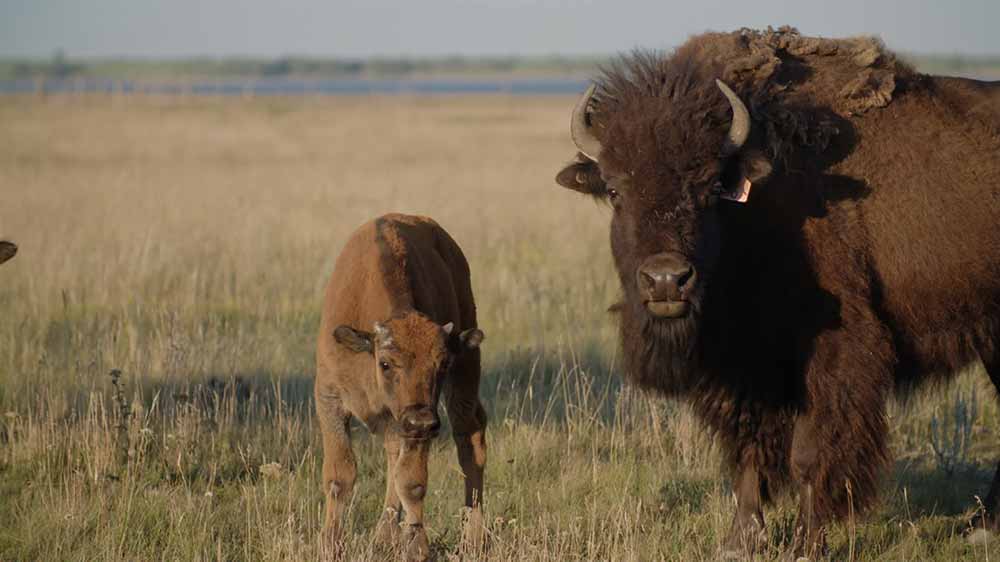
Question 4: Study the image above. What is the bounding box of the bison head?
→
[0,241,15,266]
[556,77,772,391]
[333,311,483,438]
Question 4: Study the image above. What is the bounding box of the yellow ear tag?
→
[721,178,752,203]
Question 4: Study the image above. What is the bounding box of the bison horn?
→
[571,84,602,162]
[715,79,751,156]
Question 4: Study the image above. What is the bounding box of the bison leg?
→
[969,352,1000,541]
[315,388,357,551]
[722,457,766,557]
[375,432,403,544]
[446,360,488,551]
[789,416,828,557]
[395,438,432,562]
[786,306,893,557]
[789,405,888,557]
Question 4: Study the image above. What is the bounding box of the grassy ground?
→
[0,95,996,561]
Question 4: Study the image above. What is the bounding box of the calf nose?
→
[637,252,697,300]
[401,407,440,437]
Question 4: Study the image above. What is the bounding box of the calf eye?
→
[378,361,391,372]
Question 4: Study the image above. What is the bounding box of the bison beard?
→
[620,296,701,395]
[556,26,1000,557]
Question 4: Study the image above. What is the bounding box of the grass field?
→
[0,94,996,561]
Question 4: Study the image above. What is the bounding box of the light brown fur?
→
[315,214,486,561]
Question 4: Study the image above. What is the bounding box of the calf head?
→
[0,241,15,266]
[334,311,484,439]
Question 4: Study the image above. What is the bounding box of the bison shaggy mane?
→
[558,26,1000,555]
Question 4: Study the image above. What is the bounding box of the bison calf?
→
[315,214,487,561]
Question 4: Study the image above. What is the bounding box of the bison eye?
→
[607,188,620,202]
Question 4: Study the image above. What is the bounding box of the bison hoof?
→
[717,548,743,561]
[460,507,488,553]
[402,525,430,562]
[721,514,765,559]
[967,528,993,546]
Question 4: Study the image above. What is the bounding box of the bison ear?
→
[333,325,374,354]
[719,149,773,203]
[0,241,16,265]
[738,149,773,185]
[459,328,484,351]
[555,155,606,198]
[449,328,484,353]
[441,322,454,336]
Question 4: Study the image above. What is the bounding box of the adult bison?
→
[555,27,999,556]
[0,241,15,265]
[315,214,486,561]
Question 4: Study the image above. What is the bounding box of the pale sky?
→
[1,0,997,58]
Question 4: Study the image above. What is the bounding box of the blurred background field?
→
[3,1,1000,559]
[3,52,999,81]
[0,90,997,561]
[1,52,998,95]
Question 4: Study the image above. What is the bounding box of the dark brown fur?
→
[556,27,1000,555]
[315,214,487,560]
[0,241,16,265]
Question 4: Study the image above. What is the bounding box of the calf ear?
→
[555,154,606,198]
[333,325,374,354]
[0,241,16,265]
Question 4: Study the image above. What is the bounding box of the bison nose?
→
[637,252,697,301]
[401,407,440,437]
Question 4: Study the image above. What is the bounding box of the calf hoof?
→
[460,507,488,553]
[320,524,346,560]
[374,508,401,544]
[402,525,431,562]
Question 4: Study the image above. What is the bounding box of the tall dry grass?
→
[0,94,996,560]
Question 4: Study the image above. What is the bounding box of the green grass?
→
[0,95,997,560]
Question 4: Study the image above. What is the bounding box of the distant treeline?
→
[0,53,606,81]
[1,51,998,81]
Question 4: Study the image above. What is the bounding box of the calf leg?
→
[315,386,357,549]
[446,357,488,550]
[375,433,403,543]
[395,438,432,562]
